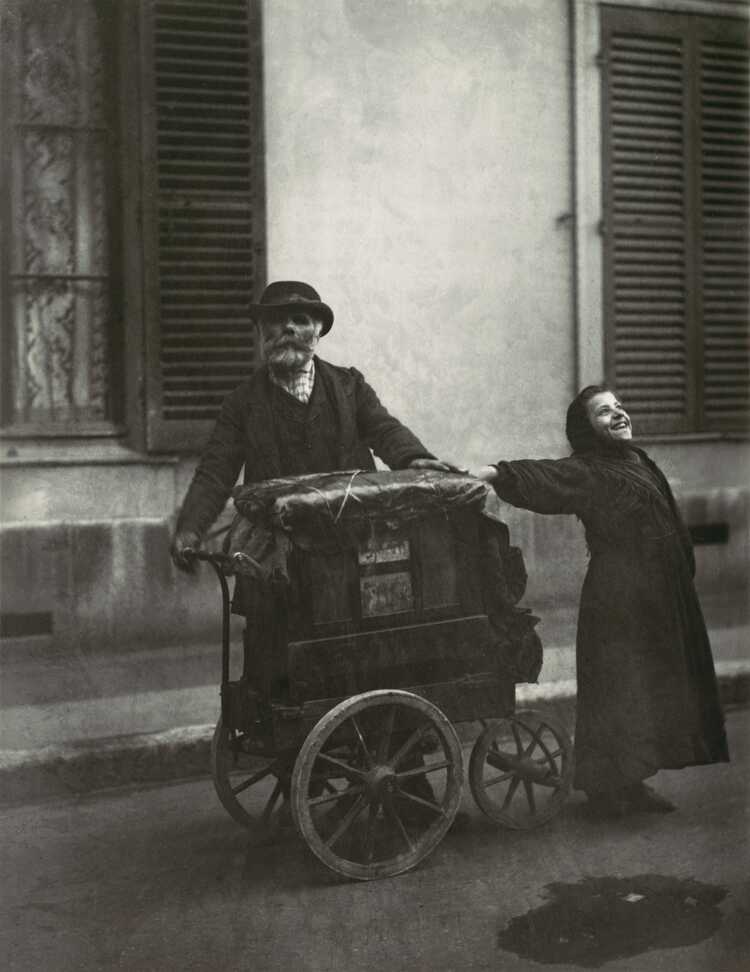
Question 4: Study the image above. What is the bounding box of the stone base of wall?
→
[0,518,226,652]
[1,486,746,654]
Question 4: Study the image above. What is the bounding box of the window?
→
[600,6,749,435]
[0,0,121,434]
[0,0,265,450]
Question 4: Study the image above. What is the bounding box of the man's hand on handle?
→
[170,529,202,572]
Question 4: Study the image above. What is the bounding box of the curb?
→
[0,725,214,807]
[1,666,747,808]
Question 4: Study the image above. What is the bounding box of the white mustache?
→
[270,339,312,351]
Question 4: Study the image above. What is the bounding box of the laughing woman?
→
[472,385,729,816]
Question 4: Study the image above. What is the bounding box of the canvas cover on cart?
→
[226,469,542,683]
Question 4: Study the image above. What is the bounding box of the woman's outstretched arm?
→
[470,457,596,516]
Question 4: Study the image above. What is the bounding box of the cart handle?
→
[183,549,235,687]
[187,548,263,575]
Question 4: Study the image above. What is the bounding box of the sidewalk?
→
[1,620,747,806]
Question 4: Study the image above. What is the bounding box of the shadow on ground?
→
[497,873,727,968]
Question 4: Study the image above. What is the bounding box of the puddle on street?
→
[497,874,727,968]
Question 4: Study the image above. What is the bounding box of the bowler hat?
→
[249,281,334,335]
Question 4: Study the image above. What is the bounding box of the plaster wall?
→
[262,0,576,469]
[1,0,746,655]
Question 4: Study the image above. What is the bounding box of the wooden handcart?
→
[193,470,573,881]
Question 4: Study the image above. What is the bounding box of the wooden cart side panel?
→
[270,674,515,750]
[287,614,494,703]
[285,511,487,642]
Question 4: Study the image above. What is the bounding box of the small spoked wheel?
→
[211,716,296,838]
[291,690,463,881]
[469,709,573,829]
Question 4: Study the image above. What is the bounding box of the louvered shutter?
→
[700,29,749,431]
[601,8,749,436]
[601,11,693,434]
[141,0,265,452]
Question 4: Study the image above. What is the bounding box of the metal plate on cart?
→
[358,536,413,617]
[358,538,410,565]
[360,571,413,616]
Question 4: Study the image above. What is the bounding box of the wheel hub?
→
[364,764,397,799]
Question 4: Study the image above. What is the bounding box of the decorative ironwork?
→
[23,131,75,276]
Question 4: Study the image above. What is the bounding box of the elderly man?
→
[171,280,455,569]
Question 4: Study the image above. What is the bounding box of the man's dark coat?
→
[176,357,432,537]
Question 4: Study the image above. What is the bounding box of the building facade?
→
[1,0,747,656]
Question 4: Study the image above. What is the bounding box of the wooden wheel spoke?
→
[523,735,539,759]
[310,773,339,793]
[486,749,517,773]
[389,724,427,769]
[523,780,537,814]
[307,772,346,788]
[230,763,276,796]
[316,752,366,781]
[324,794,368,848]
[483,770,515,789]
[525,727,563,785]
[260,779,283,826]
[532,730,561,770]
[350,716,374,769]
[486,747,559,787]
[375,705,397,763]
[309,784,365,807]
[396,759,451,780]
[511,721,524,755]
[501,775,521,811]
[531,753,560,768]
[539,747,562,761]
[363,800,380,863]
[396,789,445,817]
[384,796,416,852]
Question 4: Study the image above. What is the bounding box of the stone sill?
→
[0,441,180,468]
[636,432,749,445]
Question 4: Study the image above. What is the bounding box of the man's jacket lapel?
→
[243,367,283,480]
[315,358,358,468]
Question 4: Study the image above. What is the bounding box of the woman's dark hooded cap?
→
[566,384,615,454]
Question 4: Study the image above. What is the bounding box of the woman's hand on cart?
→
[468,465,499,483]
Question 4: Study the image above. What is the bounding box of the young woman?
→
[472,385,729,816]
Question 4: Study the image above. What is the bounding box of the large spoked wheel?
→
[469,709,573,829]
[291,690,463,881]
[211,717,296,838]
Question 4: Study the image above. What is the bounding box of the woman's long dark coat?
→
[493,448,729,794]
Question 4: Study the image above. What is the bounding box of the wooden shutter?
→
[601,8,749,436]
[700,27,749,432]
[141,0,265,452]
[601,11,693,434]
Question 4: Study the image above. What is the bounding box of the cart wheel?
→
[469,709,573,829]
[211,717,296,836]
[291,690,463,881]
